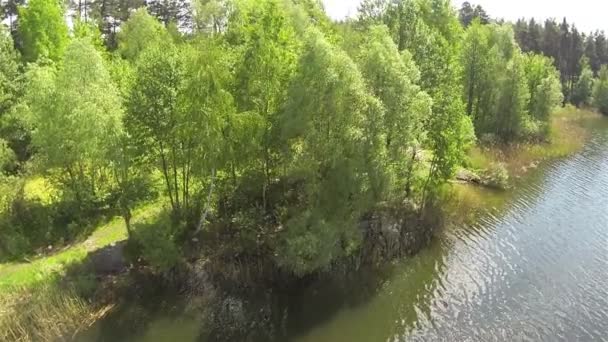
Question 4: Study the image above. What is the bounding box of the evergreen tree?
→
[0,0,25,35]
[146,0,191,28]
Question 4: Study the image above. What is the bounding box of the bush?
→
[130,216,182,271]
[482,162,509,189]
[0,178,109,261]
[521,118,547,142]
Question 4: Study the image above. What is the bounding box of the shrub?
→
[130,216,182,272]
[482,162,509,189]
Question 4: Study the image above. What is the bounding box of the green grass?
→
[454,107,602,220]
[0,282,114,342]
[465,107,601,178]
[0,201,163,291]
[0,196,164,342]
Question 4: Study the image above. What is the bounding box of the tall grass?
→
[0,284,113,342]
[0,201,163,341]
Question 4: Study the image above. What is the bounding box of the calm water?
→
[83,119,608,341]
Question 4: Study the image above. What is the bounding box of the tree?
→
[68,0,94,22]
[125,41,184,218]
[179,39,237,229]
[192,0,232,34]
[117,8,168,61]
[461,19,490,117]
[0,25,21,116]
[593,65,608,115]
[227,0,301,211]
[541,19,560,64]
[356,25,431,198]
[494,52,530,141]
[571,58,594,107]
[585,33,600,74]
[88,0,145,48]
[357,0,388,26]
[526,18,542,53]
[566,26,585,97]
[524,53,563,137]
[1,0,25,34]
[0,25,29,167]
[595,32,608,66]
[458,1,489,27]
[277,28,380,275]
[147,0,191,28]
[0,138,16,174]
[27,38,123,202]
[18,0,69,62]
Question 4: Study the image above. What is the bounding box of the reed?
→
[0,284,113,342]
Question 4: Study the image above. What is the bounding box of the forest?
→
[1,0,608,276]
[1,0,608,314]
[2,0,608,340]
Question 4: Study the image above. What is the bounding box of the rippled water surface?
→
[84,119,608,341]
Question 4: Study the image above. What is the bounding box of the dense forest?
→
[1,0,607,280]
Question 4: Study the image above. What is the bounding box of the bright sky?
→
[321,0,608,34]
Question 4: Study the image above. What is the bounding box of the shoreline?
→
[1,107,603,342]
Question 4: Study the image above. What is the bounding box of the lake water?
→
[82,118,608,341]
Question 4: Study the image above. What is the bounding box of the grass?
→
[0,202,163,291]
[0,283,114,342]
[452,107,603,219]
[0,200,164,341]
[466,107,602,179]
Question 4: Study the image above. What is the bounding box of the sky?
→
[321,0,608,34]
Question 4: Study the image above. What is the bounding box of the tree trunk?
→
[159,141,176,211]
[194,168,216,235]
[123,208,132,239]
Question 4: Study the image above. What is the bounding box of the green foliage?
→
[17,0,68,62]
[117,8,169,61]
[494,52,530,141]
[0,27,28,167]
[276,28,377,275]
[461,19,492,118]
[73,20,105,53]
[2,0,597,279]
[458,1,490,27]
[571,58,594,107]
[131,215,182,271]
[227,0,302,210]
[355,25,431,197]
[125,41,185,215]
[593,66,608,115]
[425,85,475,189]
[482,162,509,189]
[0,25,21,115]
[27,38,123,202]
[192,0,232,34]
[523,53,563,137]
[126,37,235,225]
[0,139,16,173]
[461,23,559,142]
